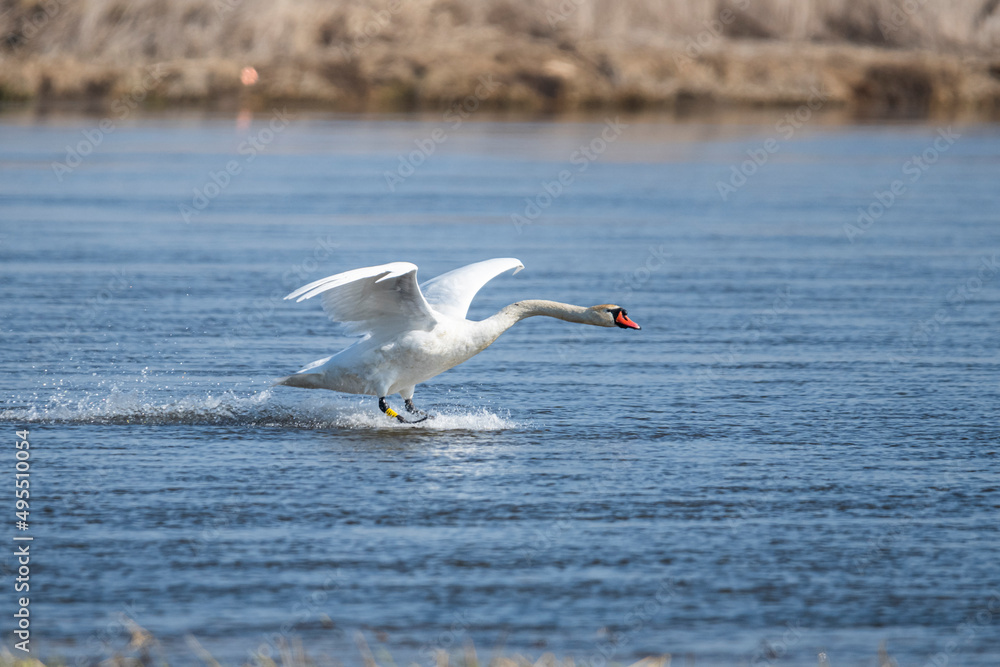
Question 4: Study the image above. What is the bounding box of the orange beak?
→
[615,311,641,330]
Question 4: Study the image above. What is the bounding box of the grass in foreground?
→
[0,618,905,667]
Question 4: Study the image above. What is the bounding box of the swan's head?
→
[591,305,641,330]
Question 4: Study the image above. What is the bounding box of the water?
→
[1,111,999,666]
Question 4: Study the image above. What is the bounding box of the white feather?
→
[419,257,524,319]
[277,258,636,401]
[284,261,437,337]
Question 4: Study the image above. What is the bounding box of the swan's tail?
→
[273,373,325,389]
[274,355,336,389]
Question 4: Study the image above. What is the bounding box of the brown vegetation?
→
[0,624,903,667]
[1,0,1000,117]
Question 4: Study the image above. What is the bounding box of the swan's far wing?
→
[420,258,524,319]
[285,262,437,336]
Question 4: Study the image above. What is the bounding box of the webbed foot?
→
[405,399,434,421]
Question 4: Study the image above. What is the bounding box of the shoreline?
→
[2,41,999,121]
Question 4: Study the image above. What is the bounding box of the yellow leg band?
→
[385,408,399,418]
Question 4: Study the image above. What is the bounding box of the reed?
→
[0,627,905,667]
[0,621,676,667]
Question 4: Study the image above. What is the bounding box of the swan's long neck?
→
[473,300,595,348]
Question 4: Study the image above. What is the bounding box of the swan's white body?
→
[277,258,639,406]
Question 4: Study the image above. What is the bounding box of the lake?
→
[1,110,998,666]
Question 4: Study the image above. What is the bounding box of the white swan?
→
[276,258,640,422]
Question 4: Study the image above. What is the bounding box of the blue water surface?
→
[0,111,998,666]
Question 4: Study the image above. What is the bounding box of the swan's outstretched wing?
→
[420,258,524,319]
[285,262,437,336]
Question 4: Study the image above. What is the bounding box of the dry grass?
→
[1,0,1000,116]
[0,619,907,667]
[0,634,909,667]
[0,620,675,667]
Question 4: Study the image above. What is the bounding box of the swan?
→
[276,258,640,422]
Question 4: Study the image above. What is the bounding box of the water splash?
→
[0,384,517,431]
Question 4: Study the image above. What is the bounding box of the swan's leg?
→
[404,399,433,420]
[399,386,432,421]
[378,396,406,423]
